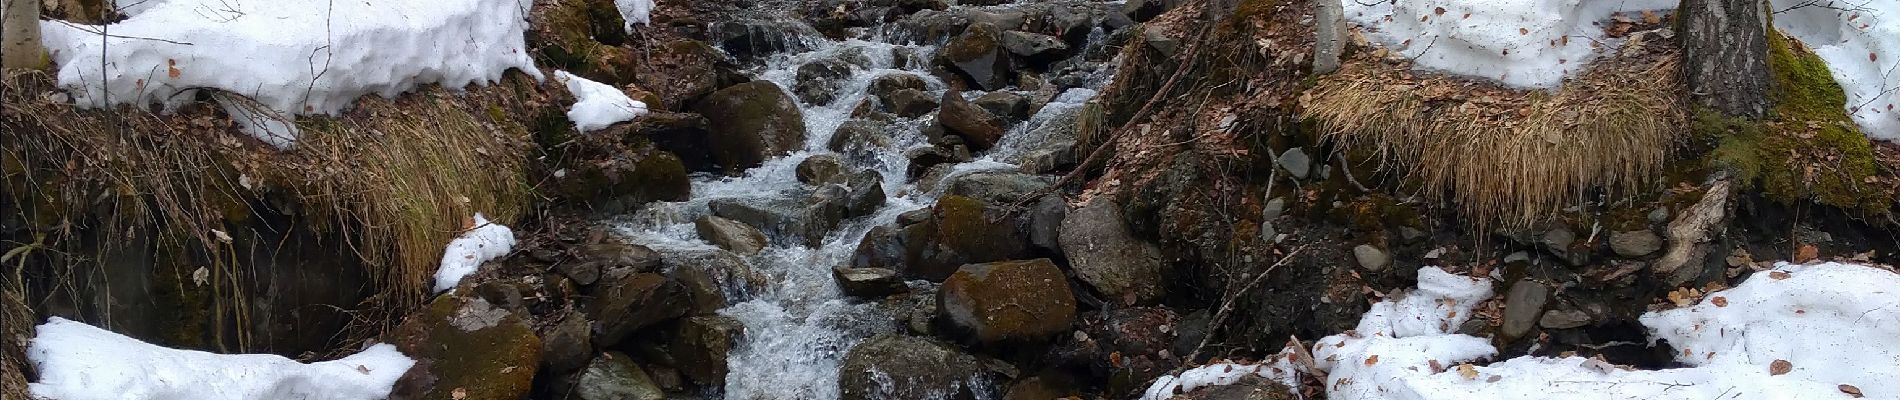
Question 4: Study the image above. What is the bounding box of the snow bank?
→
[618,0,657,30]
[37,0,541,124]
[1770,0,1900,140]
[554,70,649,132]
[28,317,415,400]
[432,213,516,293]
[1344,0,1676,88]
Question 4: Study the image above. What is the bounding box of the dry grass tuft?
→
[1302,32,1686,228]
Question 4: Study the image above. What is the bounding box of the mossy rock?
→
[387,294,542,400]
[901,195,1034,281]
[1704,30,1894,214]
[940,22,1013,90]
[692,81,810,173]
[838,334,991,400]
[937,258,1078,344]
[547,144,691,214]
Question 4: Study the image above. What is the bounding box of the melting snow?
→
[1770,0,1900,140]
[617,0,657,30]
[28,317,415,400]
[432,213,516,293]
[1142,262,1900,400]
[555,70,649,132]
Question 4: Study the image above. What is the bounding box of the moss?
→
[389,295,541,400]
[932,195,1028,263]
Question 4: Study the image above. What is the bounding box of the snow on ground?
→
[618,0,657,30]
[28,317,415,400]
[432,213,516,293]
[1771,0,1900,140]
[1141,262,1900,400]
[37,0,541,146]
[1343,0,1677,88]
[554,70,649,132]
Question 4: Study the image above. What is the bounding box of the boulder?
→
[1000,30,1069,61]
[573,352,665,400]
[796,154,848,185]
[660,248,767,315]
[882,88,940,118]
[876,195,1034,281]
[1500,279,1550,340]
[540,315,593,373]
[938,259,1078,344]
[834,266,910,297]
[1609,231,1664,258]
[1028,195,1066,252]
[695,215,769,255]
[1123,0,1175,22]
[1059,197,1166,304]
[669,315,745,387]
[633,40,747,110]
[894,9,974,44]
[794,58,853,105]
[829,119,897,157]
[839,334,991,400]
[548,146,690,214]
[716,20,811,61]
[944,170,1052,204]
[708,193,846,246]
[1352,244,1390,272]
[585,272,690,346]
[941,22,1013,90]
[844,170,888,218]
[571,239,664,284]
[869,73,930,100]
[634,112,720,174]
[938,90,1006,150]
[693,81,809,173]
[905,145,966,179]
[973,91,1032,123]
[387,295,541,400]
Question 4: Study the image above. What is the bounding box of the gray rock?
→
[695,215,768,255]
[1277,147,1312,179]
[829,119,896,157]
[974,91,1032,123]
[1029,195,1066,252]
[1142,25,1179,56]
[1647,207,1671,224]
[906,146,963,179]
[1018,141,1077,174]
[1352,244,1389,272]
[1312,0,1345,74]
[1542,227,1586,266]
[708,193,846,246]
[1123,0,1174,21]
[1262,197,1287,220]
[575,352,665,400]
[573,240,664,283]
[586,273,689,346]
[1538,309,1593,329]
[941,22,1013,90]
[661,248,767,315]
[1609,231,1664,258]
[1500,279,1550,340]
[1000,30,1069,59]
[839,334,989,400]
[944,170,1054,204]
[1399,226,1429,244]
[1503,251,1533,264]
[844,170,887,218]
[833,266,909,297]
[1059,197,1167,304]
[869,72,930,98]
[796,154,848,185]
[1259,221,1278,243]
[541,315,593,373]
[670,315,745,387]
[794,58,853,105]
[938,89,1006,150]
[883,88,939,118]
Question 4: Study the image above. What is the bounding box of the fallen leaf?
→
[1429,360,1446,373]
[1711,296,1728,307]
[1457,364,1479,380]
[1795,244,1819,262]
[1365,355,1380,366]
[1769,359,1792,375]
[1840,384,1864,398]
[1109,351,1124,368]
[1434,6,1446,15]
[1770,271,1793,280]
[452,388,468,400]
[1519,27,1530,35]
[1873,53,1880,62]
[357,365,371,374]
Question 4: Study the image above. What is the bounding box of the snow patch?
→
[1344,0,1676,88]
[1770,0,1900,140]
[554,70,649,132]
[617,0,657,30]
[214,94,299,150]
[28,317,415,400]
[432,213,516,293]
[1144,262,1900,400]
[38,0,541,143]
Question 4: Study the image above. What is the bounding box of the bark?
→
[1679,0,1772,118]
[2,0,49,71]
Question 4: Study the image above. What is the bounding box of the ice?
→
[554,70,648,132]
[37,0,541,123]
[28,317,415,400]
[431,213,516,293]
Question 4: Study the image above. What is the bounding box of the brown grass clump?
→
[1302,31,1686,228]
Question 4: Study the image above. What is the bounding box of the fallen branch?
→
[1188,244,1308,362]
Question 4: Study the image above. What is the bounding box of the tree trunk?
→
[2,0,49,71]
[1312,0,1345,74]
[1679,0,1772,118]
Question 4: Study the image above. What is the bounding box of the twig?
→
[51,20,195,45]
[1187,244,1308,362]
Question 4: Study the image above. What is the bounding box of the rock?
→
[632,40,747,110]
[549,145,692,214]
[945,170,1053,204]
[1311,0,1345,74]
[708,194,845,246]
[387,295,540,400]
[1141,25,1179,56]
[1647,207,1671,224]
[834,266,910,297]
[1352,244,1390,272]
[1609,231,1664,258]
[670,315,745,387]
[574,352,665,400]
[1059,197,1166,304]
[1262,197,1287,220]
[938,259,1078,344]
[941,22,1013,90]
[661,249,767,315]
[586,272,689,347]
[973,91,1032,123]
[1123,0,1173,22]
[1028,196,1066,252]
[1004,375,1081,400]
[829,119,897,158]
[854,195,1034,281]
[794,59,853,105]
[882,88,939,118]
[938,90,1006,150]
[1276,147,1311,179]
[693,81,809,173]
[1399,226,1428,244]
[870,73,930,98]
[1539,309,1593,329]
[839,334,990,400]
[1174,375,1297,400]
[796,154,848,185]
[1000,30,1069,61]
[1542,227,1588,266]
[573,239,664,283]
[695,215,768,255]
[635,112,720,173]
[716,20,810,61]
[844,170,887,218]
[905,146,964,179]
[541,315,593,373]
[1018,141,1077,174]
[1500,279,1550,340]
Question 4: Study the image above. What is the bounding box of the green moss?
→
[390,295,541,400]
[932,195,1025,262]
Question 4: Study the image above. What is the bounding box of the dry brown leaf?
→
[1711,296,1728,307]
[1770,271,1793,280]
[1519,27,1530,35]
[1769,359,1792,376]
[1434,6,1446,15]
[1365,355,1380,366]
[1429,359,1446,373]
[1795,244,1819,262]
[1457,364,1479,380]
[1840,384,1864,398]
[452,388,468,400]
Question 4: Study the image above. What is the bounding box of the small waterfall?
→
[610,4,1119,399]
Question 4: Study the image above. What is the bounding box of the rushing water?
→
[609,8,1117,399]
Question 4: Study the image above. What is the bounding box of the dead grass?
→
[1302,31,1686,228]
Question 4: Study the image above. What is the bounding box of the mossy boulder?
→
[693,81,810,173]
[940,22,1013,90]
[938,89,1006,151]
[584,272,690,347]
[639,39,749,110]
[838,334,993,400]
[387,295,541,400]
[547,144,691,214]
[1059,197,1167,304]
[852,195,1034,281]
[668,315,746,387]
[937,259,1078,344]
[573,352,666,400]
